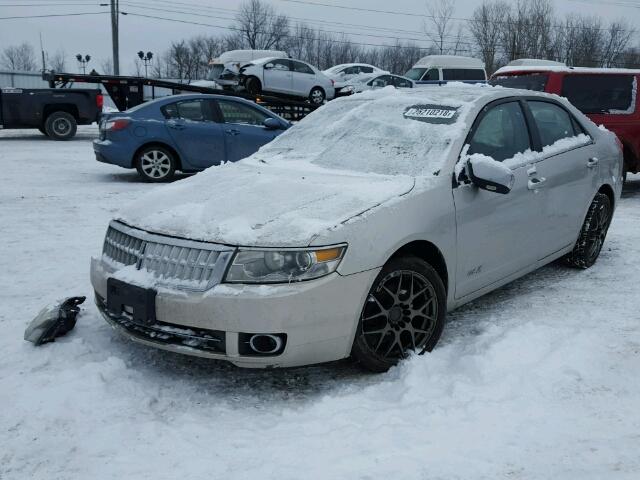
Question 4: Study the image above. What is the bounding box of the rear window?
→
[490,73,549,92]
[443,69,485,81]
[561,74,635,114]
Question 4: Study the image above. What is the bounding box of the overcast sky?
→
[1,0,638,74]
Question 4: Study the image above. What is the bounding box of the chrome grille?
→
[102,221,233,291]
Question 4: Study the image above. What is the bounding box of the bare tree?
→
[601,20,635,67]
[100,58,114,75]
[469,1,511,74]
[48,49,66,72]
[235,0,289,50]
[1,42,37,71]
[424,0,456,55]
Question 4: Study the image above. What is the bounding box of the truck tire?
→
[245,77,262,95]
[351,256,446,373]
[44,111,77,140]
[135,146,177,182]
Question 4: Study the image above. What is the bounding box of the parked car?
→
[206,49,288,90]
[238,57,335,104]
[490,66,640,180]
[405,55,487,85]
[93,94,290,182]
[323,63,387,88]
[336,73,414,96]
[0,87,102,140]
[91,85,622,372]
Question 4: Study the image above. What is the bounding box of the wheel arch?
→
[388,240,449,294]
[132,142,182,170]
[598,183,615,209]
[43,104,79,123]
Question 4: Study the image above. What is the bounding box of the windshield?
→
[490,73,549,92]
[405,68,427,81]
[207,64,225,81]
[256,91,473,177]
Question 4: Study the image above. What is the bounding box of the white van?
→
[405,55,486,85]
[207,50,287,89]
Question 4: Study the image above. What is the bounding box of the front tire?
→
[245,76,262,95]
[44,111,77,140]
[563,193,612,269]
[135,146,177,182]
[309,87,325,105]
[352,256,446,373]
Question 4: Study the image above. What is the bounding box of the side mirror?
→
[465,156,515,194]
[263,117,282,130]
[264,63,274,70]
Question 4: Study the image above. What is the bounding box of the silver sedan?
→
[91,86,623,372]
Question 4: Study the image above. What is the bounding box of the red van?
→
[490,66,639,180]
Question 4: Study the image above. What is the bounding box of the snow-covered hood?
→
[117,160,415,247]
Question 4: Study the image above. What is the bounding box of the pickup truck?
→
[0,87,103,140]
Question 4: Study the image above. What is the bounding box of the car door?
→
[524,99,599,255]
[262,59,293,94]
[214,99,281,162]
[162,98,225,169]
[290,60,316,96]
[453,100,544,299]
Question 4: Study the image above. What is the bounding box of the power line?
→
[0,11,109,19]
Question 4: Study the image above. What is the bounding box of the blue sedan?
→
[93,94,290,182]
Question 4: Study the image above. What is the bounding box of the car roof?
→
[129,93,273,111]
[413,55,485,68]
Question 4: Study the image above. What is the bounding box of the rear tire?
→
[563,193,612,269]
[245,77,262,95]
[135,146,177,182]
[309,87,325,105]
[44,111,77,140]
[352,256,446,373]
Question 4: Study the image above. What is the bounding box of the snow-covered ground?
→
[1,127,639,479]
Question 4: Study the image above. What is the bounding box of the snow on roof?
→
[214,50,287,64]
[414,55,485,68]
[493,65,640,76]
[506,59,566,67]
[324,63,381,73]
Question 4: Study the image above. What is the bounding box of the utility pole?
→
[111,0,120,75]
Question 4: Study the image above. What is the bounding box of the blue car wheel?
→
[135,146,177,183]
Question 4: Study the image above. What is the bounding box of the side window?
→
[443,69,464,81]
[465,69,485,80]
[369,75,392,87]
[343,66,359,75]
[468,102,531,162]
[421,69,439,81]
[528,101,576,148]
[561,74,634,114]
[270,59,291,71]
[161,100,206,122]
[291,61,314,74]
[360,66,374,74]
[217,100,270,126]
[394,76,413,88]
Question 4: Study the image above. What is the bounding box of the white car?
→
[336,73,414,96]
[91,85,622,372]
[323,63,387,86]
[239,57,335,104]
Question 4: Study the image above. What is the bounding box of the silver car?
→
[91,86,623,372]
[239,57,335,104]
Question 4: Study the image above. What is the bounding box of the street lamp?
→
[76,54,91,74]
[137,51,153,77]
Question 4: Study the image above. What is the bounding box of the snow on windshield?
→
[256,87,479,177]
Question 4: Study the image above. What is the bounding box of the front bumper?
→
[91,256,379,368]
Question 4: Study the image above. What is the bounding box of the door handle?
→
[527,177,547,190]
[225,129,240,136]
[587,157,599,168]
[167,122,185,130]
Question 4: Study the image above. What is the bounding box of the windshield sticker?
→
[403,105,458,124]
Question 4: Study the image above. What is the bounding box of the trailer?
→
[42,71,319,122]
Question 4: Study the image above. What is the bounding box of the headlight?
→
[224,246,346,284]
